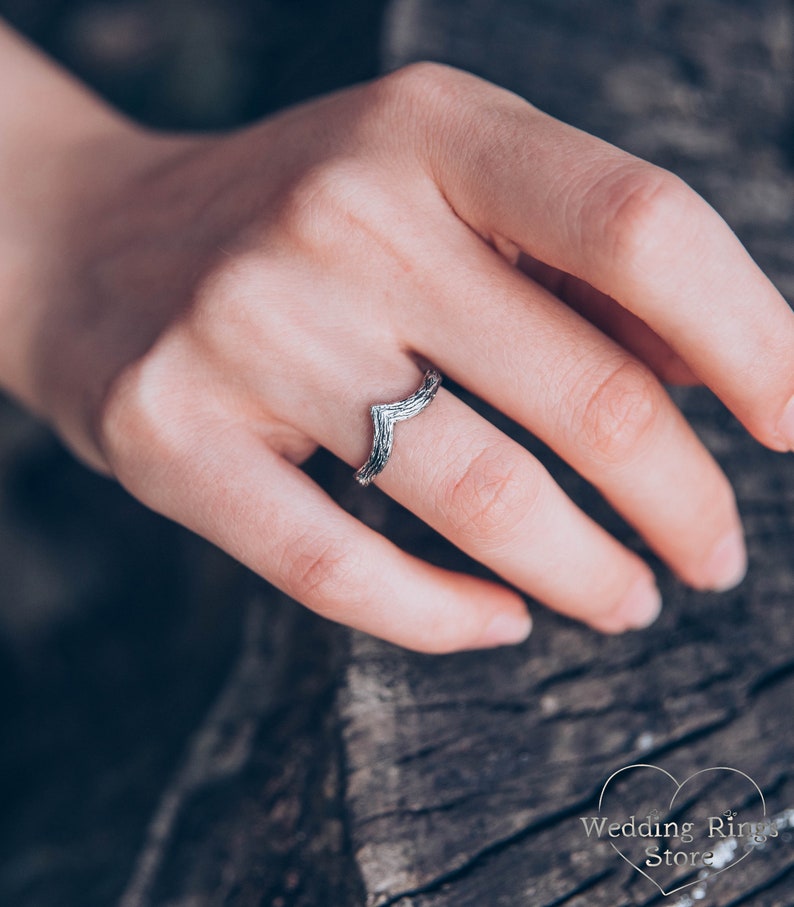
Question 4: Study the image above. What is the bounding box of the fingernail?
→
[479,610,532,647]
[606,576,662,632]
[700,527,747,592]
[777,395,794,450]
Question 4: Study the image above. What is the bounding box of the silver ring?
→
[355,369,442,486]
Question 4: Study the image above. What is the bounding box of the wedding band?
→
[355,369,442,486]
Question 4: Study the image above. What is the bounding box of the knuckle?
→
[369,62,476,150]
[440,441,542,546]
[96,340,207,494]
[578,359,662,465]
[587,165,695,277]
[282,532,359,608]
[275,160,376,254]
[376,61,464,109]
[99,354,175,465]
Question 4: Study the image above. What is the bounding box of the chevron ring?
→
[354,369,442,486]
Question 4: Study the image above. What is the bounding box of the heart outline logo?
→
[597,764,766,897]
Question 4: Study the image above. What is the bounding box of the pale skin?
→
[2,23,794,653]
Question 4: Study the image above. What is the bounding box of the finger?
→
[320,381,662,634]
[423,66,794,448]
[120,421,532,654]
[517,254,700,385]
[405,228,745,593]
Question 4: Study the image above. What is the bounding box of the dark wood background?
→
[0,1,793,905]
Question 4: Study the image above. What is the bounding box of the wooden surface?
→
[1,1,794,905]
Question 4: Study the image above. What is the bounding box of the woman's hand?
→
[6,44,794,651]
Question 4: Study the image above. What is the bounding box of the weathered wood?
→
[0,408,365,906]
[341,1,794,904]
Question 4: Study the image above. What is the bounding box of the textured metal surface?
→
[355,369,441,486]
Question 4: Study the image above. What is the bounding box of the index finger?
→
[413,64,794,451]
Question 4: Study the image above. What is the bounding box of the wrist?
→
[0,25,201,470]
[0,111,146,401]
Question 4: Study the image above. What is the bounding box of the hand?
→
[14,63,794,652]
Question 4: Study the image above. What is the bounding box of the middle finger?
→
[405,227,746,593]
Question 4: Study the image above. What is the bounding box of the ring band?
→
[355,369,442,486]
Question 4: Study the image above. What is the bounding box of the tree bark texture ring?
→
[354,369,442,487]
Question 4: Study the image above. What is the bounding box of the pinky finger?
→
[144,424,532,653]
